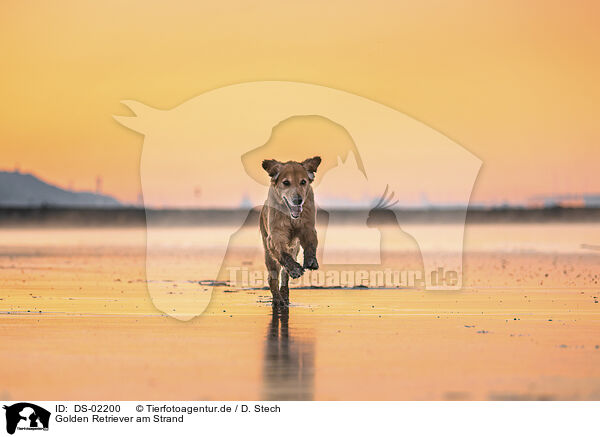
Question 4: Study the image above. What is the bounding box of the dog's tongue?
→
[290,204,302,218]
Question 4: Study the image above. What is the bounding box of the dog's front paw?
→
[303,256,319,270]
[286,262,305,279]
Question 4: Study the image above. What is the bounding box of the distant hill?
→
[0,171,121,207]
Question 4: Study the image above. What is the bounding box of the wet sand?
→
[1,225,600,400]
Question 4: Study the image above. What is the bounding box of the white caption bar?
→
[1,401,597,437]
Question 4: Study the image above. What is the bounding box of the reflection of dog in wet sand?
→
[263,307,314,400]
[260,157,322,306]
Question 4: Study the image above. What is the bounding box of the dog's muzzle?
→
[283,196,303,219]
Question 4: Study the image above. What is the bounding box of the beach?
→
[1,223,599,400]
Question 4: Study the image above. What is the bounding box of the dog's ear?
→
[262,159,283,182]
[301,156,321,181]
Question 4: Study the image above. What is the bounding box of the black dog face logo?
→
[3,403,50,435]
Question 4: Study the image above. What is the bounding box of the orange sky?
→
[0,0,599,205]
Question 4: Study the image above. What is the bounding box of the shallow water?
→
[0,224,599,400]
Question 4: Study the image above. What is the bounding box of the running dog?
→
[260,156,322,306]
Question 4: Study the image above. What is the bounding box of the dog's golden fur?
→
[260,156,321,306]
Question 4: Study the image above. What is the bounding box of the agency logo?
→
[115,81,482,320]
[3,403,50,435]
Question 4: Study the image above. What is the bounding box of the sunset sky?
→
[0,0,599,206]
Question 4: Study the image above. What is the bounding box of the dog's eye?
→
[300,179,307,185]
[282,180,291,186]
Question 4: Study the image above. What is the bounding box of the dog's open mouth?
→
[283,197,302,219]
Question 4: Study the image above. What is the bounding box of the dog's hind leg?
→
[280,270,290,306]
[265,254,284,307]
[280,245,299,306]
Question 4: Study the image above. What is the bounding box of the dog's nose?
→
[291,195,303,205]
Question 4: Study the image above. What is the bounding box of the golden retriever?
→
[260,156,322,306]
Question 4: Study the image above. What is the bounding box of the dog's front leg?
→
[268,233,304,279]
[280,252,304,279]
[300,228,319,270]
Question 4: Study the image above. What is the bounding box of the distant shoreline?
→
[0,206,598,227]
